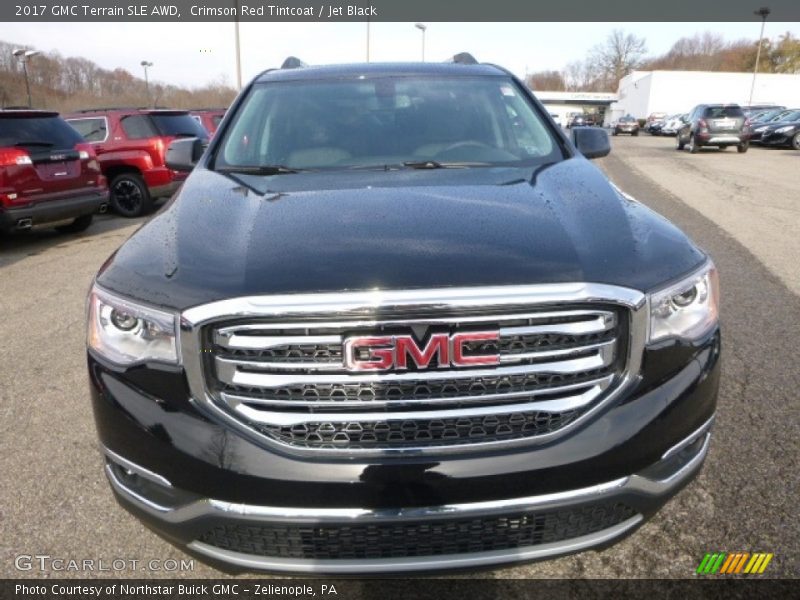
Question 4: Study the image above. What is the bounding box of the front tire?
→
[110,173,152,218]
[792,132,800,151]
[55,214,93,233]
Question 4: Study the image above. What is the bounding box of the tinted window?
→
[703,106,744,118]
[150,114,207,137]
[67,117,107,142]
[121,115,158,139]
[0,114,84,148]
[217,77,560,169]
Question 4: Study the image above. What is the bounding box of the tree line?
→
[526,30,800,92]
[0,40,237,111]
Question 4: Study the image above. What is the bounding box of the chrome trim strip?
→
[186,516,643,574]
[220,374,614,409]
[498,313,615,337]
[498,339,614,364]
[661,415,715,461]
[214,343,615,387]
[212,308,616,333]
[215,333,342,351]
[226,382,609,427]
[180,283,647,457]
[103,446,172,488]
[628,432,711,495]
[181,285,646,325]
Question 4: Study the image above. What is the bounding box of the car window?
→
[67,117,107,142]
[0,114,84,148]
[703,106,744,118]
[150,114,208,137]
[216,76,561,170]
[121,115,158,140]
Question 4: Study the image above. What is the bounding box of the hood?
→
[97,158,706,310]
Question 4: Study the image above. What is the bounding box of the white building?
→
[610,70,800,121]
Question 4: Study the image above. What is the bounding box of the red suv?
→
[1,109,108,235]
[65,108,207,217]
[190,109,226,137]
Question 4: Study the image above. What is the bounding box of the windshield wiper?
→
[402,160,491,169]
[216,164,304,175]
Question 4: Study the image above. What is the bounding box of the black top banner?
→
[4,0,800,22]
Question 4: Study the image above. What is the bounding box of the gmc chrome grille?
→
[180,285,646,456]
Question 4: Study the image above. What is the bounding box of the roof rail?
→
[72,106,139,113]
[446,52,478,65]
[281,56,307,69]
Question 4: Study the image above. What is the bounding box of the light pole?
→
[140,61,153,107]
[234,0,242,89]
[12,48,39,108]
[749,6,771,106]
[415,23,427,62]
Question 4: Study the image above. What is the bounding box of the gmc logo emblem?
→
[343,332,500,372]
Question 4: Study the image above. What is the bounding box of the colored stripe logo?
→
[696,552,773,574]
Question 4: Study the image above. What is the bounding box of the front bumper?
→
[88,325,720,574]
[0,189,108,231]
[103,419,713,573]
[760,132,795,146]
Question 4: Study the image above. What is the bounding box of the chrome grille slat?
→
[220,374,614,409]
[179,285,646,456]
[214,343,615,387]
[226,381,610,426]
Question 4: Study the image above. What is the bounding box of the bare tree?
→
[525,70,567,91]
[588,29,647,90]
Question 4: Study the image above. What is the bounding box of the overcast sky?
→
[6,21,800,88]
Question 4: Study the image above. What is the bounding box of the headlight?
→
[87,285,179,366]
[775,125,795,134]
[755,126,768,132]
[649,261,719,343]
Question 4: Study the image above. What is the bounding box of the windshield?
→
[0,115,84,148]
[150,113,208,138]
[214,76,561,170]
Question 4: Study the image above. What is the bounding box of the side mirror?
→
[572,127,611,159]
[165,137,205,172]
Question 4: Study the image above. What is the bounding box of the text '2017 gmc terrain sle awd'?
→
[86,56,720,574]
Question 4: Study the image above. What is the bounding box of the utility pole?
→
[140,61,153,107]
[366,20,371,62]
[415,23,427,61]
[749,7,771,106]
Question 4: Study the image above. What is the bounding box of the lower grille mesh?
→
[198,502,637,560]
[257,408,581,449]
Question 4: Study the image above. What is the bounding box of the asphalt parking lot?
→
[1,136,798,579]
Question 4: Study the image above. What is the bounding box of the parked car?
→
[190,108,226,137]
[567,114,588,128]
[86,55,720,574]
[676,104,749,153]
[612,115,639,136]
[760,117,800,150]
[645,112,667,134]
[749,109,800,144]
[65,108,208,217]
[0,109,108,235]
[742,104,785,119]
[661,114,687,136]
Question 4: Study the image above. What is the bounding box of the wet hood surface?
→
[97,158,706,310]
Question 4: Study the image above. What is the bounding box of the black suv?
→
[86,56,720,574]
[676,104,749,153]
